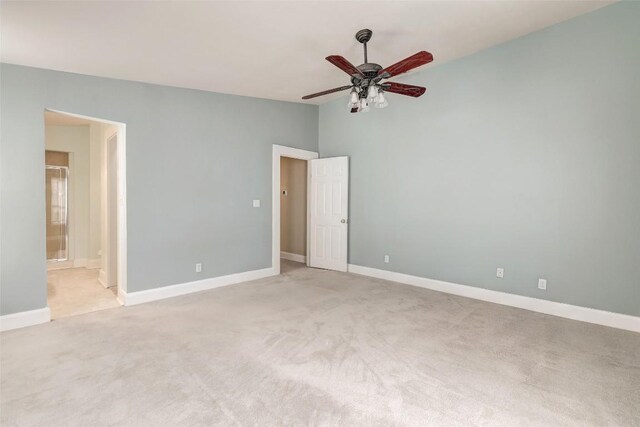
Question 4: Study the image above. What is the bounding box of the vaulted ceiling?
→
[1,1,613,104]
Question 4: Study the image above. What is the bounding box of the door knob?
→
[341,219,347,223]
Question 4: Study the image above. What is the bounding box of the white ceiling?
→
[1,1,613,104]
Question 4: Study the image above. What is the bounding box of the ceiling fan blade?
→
[383,82,426,97]
[302,85,353,100]
[379,51,433,78]
[326,55,364,77]
[350,107,359,113]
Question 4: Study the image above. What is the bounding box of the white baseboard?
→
[120,267,276,306]
[73,258,87,268]
[116,288,126,306]
[0,307,51,332]
[98,269,108,288]
[86,258,101,269]
[348,264,640,333]
[47,260,73,270]
[280,251,306,263]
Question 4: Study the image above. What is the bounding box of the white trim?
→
[348,264,640,333]
[73,258,87,268]
[86,258,101,269]
[98,269,108,287]
[46,108,124,127]
[280,251,306,263]
[117,124,127,295]
[105,132,118,290]
[120,267,276,306]
[0,308,51,332]
[47,260,74,270]
[116,288,126,306]
[272,144,318,275]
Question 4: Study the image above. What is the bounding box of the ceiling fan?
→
[302,29,433,113]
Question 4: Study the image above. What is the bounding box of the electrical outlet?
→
[496,268,504,278]
[195,263,202,273]
[384,255,390,263]
[253,199,260,208]
[538,278,547,290]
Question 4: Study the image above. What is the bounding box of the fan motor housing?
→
[357,63,382,78]
[351,63,383,91]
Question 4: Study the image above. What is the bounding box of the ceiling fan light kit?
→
[302,29,433,113]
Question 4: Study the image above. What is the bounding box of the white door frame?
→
[105,132,119,291]
[272,144,318,275]
[45,109,128,304]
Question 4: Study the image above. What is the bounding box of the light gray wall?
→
[0,65,318,315]
[319,2,640,316]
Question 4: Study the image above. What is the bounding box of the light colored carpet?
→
[2,260,639,426]
[47,267,121,319]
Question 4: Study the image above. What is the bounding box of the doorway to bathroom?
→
[44,110,126,319]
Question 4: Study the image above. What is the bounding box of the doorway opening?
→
[44,110,127,319]
[272,145,318,275]
[272,145,350,274]
[280,156,308,273]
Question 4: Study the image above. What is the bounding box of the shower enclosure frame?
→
[45,164,70,263]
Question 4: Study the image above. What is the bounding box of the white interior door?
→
[308,156,349,272]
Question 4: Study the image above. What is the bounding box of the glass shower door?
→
[45,166,69,261]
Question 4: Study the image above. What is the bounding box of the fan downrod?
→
[355,29,374,67]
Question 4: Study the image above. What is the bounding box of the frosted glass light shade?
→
[374,92,388,108]
[359,98,370,112]
[347,89,359,108]
[367,85,378,102]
